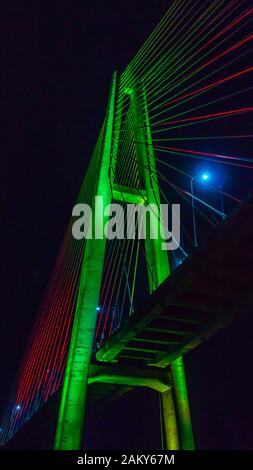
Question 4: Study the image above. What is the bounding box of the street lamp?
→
[8,404,22,438]
[219,184,226,220]
[191,172,211,247]
[201,173,210,181]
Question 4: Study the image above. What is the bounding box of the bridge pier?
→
[160,359,194,450]
[88,362,193,450]
[161,388,180,450]
[171,357,195,450]
[55,69,194,451]
[54,72,117,450]
[129,83,194,450]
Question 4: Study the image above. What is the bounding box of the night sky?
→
[1,0,253,450]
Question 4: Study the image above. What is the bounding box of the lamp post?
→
[190,176,197,248]
[191,173,210,248]
[8,405,21,438]
[219,184,225,220]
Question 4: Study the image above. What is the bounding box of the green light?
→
[171,357,195,450]
[54,71,117,450]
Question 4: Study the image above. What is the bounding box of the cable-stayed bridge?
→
[1,0,253,450]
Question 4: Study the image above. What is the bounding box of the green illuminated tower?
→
[54,72,194,450]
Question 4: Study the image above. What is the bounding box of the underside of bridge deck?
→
[95,196,253,369]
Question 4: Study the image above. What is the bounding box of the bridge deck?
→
[95,197,253,370]
[86,197,253,411]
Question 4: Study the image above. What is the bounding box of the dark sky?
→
[1,0,253,450]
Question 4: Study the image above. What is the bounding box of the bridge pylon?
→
[54,72,194,450]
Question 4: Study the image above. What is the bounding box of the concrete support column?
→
[161,388,180,450]
[129,84,170,293]
[171,356,195,450]
[54,72,117,450]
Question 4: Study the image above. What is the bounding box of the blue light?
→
[16,405,21,411]
[96,306,101,312]
[201,173,210,181]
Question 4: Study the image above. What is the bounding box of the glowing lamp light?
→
[96,306,101,312]
[16,405,21,411]
[201,173,210,181]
